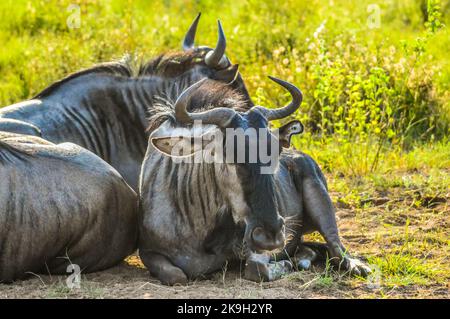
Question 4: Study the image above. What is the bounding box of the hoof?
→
[340,257,372,278]
[244,259,293,282]
[156,267,188,286]
[297,259,311,270]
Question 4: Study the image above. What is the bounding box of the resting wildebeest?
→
[0,131,138,282]
[139,77,371,285]
[0,119,41,137]
[0,13,251,191]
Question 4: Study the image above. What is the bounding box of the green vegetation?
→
[0,0,448,298]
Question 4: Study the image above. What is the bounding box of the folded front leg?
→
[139,250,188,285]
[244,253,293,282]
[301,173,372,277]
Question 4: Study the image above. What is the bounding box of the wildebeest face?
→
[150,77,303,252]
[225,110,286,252]
[220,113,304,251]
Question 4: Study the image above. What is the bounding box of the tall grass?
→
[0,0,448,176]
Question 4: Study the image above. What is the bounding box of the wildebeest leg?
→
[301,177,371,277]
[244,253,293,282]
[271,242,321,271]
[139,250,187,285]
[295,244,320,270]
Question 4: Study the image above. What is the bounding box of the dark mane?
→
[33,50,206,99]
[147,79,250,132]
[34,58,134,99]
[138,50,206,77]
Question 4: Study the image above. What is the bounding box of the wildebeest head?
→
[150,77,303,253]
[141,13,252,105]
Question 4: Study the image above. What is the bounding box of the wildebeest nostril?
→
[251,226,285,251]
[252,227,265,242]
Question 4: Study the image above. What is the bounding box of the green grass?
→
[45,280,105,299]
[369,253,442,286]
[0,0,448,143]
[0,0,448,298]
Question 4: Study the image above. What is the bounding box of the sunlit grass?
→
[368,253,442,286]
[0,0,448,298]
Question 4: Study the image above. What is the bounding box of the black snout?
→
[249,218,285,251]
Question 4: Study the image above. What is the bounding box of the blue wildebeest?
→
[0,13,251,191]
[0,132,137,282]
[139,78,371,285]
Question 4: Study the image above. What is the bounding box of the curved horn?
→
[254,76,303,121]
[174,79,236,127]
[205,20,227,67]
[182,13,201,51]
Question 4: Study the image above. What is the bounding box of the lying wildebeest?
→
[139,77,371,284]
[0,132,138,282]
[0,119,41,137]
[0,13,251,191]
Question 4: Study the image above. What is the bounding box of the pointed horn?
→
[205,20,227,67]
[182,13,201,51]
[174,79,236,127]
[254,77,303,121]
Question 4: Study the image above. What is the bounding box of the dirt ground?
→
[0,253,447,299]
[1,170,449,299]
[1,212,448,299]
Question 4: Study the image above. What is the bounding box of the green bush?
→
[0,0,448,175]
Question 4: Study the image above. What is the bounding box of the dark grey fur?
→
[0,44,250,192]
[0,132,138,282]
[139,80,371,285]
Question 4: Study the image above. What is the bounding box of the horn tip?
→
[268,75,303,100]
[183,13,202,51]
[268,76,287,87]
[217,20,224,33]
[194,12,201,24]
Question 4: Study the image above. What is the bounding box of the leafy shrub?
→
[0,0,448,176]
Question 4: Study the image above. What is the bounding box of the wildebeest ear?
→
[151,135,214,158]
[151,136,197,157]
[277,120,304,148]
[213,64,239,83]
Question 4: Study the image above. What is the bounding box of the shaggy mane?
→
[34,50,205,99]
[34,56,134,99]
[147,80,250,132]
[138,50,205,77]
